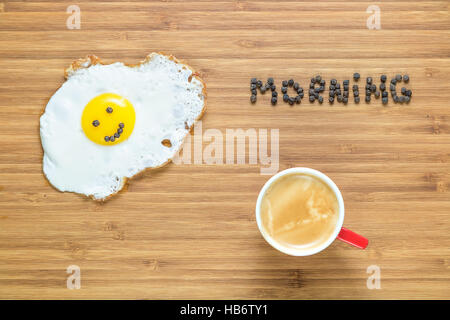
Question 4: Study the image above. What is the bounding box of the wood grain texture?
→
[0,0,449,299]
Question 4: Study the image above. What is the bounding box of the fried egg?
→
[40,53,206,200]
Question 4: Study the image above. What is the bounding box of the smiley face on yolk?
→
[81,93,135,146]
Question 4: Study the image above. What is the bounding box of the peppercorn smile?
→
[81,93,135,146]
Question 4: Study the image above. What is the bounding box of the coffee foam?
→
[260,173,339,251]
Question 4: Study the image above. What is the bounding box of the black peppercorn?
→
[365,96,371,103]
[118,128,123,134]
[281,87,287,94]
[353,73,360,81]
[272,91,278,97]
[250,95,257,103]
[293,82,299,90]
[288,79,294,86]
[104,136,110,142]
[382,91,388,98]
[318,96,324,104]
[92,120,100,127]
[260,86,266,94]
[309,96,315,103]
[380,83,386,91]
[282,80,288,87]
[353,91,359,97]
[267,77,274,85]
[119,123,124,128]
[271,97,277,105]
[355,96,360,103]
[380,75,387,82]
[382,97,388,105]
[403,75,409,82]
[331,79,337,85]
[329,96,334,103]
[366,77,372,84]
[106,107,113,113]
[283,94,289,102]
[256,80,263,88]
[374,91,380,98]
[396,74,402,82]
[401,87,407,95]
[251,78,257,84]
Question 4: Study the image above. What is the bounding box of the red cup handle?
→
[337,227,368,249]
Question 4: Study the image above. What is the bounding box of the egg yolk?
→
[81,93,135,146]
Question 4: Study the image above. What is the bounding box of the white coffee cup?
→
[255,167,367,256]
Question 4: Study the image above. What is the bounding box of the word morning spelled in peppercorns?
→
[250,74,412,106]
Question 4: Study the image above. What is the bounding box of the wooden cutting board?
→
[0,1,449,299]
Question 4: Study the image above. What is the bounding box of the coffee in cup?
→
[260,172,339,251]
[256,168,368,256]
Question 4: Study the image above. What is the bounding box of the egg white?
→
[40,53,205,200]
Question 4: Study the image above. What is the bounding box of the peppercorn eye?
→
[81,93,135,146]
